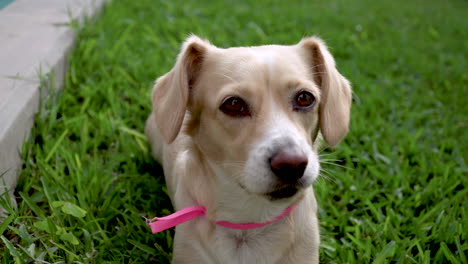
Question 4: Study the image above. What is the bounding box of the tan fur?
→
[145,35,351,263]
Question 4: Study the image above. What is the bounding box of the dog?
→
[145,34,352,263]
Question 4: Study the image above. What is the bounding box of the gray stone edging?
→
[0,0,107,202]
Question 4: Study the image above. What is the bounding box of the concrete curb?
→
[0,0,107,201]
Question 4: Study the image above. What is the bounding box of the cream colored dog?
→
[145,35,351,263]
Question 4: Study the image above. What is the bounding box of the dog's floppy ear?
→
[299,37,352,147]
[151,35,209,143]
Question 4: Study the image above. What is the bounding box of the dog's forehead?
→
[204,45,310,82]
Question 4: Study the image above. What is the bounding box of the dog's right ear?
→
[151,35,209,143]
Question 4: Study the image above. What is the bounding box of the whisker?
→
[309,71,327,76]
[318,152,335,157]
[308,63,325,70]
[318,170,336,184]
[321,161,350,170]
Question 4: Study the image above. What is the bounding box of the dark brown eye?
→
[220,97,251,117]
[293,91,316,111]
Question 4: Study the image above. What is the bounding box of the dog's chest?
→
[226,230,258,253]
[232,232,249,249]
[209,225,291,264]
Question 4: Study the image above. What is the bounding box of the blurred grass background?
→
[1,0,467,263]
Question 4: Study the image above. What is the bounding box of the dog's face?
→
[152,35,351,201]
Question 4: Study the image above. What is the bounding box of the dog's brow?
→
[287,80,303,89]
[225,84,256,98]
[285,79,319,90]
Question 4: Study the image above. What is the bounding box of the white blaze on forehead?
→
[248,48,276,76]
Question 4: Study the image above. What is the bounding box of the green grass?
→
[1,0,467,263]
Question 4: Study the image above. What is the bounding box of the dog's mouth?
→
[265,185,299,200]
[238,181,304,201]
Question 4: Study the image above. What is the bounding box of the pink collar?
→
[146,205,297,233]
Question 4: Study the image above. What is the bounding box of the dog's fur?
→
[145,35,351,263]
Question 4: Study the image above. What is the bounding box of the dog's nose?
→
[269,150,308,183]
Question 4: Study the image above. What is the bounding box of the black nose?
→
[269,150,308,183]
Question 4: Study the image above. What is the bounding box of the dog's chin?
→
[265,185,299,200]
[264,176,315,201]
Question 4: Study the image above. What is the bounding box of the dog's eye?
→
[293,91,316,111]
[220,97,251,117]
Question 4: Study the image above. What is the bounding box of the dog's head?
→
[151,35,351,201]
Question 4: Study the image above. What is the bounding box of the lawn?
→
[1,0,467,263]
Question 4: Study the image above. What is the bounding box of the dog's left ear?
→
[299,37,352,147]
[151,35,209,143]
